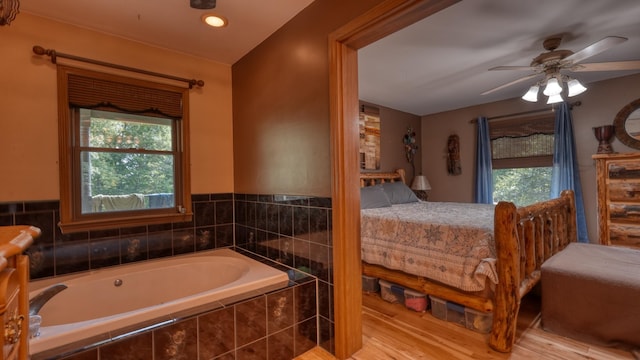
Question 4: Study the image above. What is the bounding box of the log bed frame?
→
[360,169,577,352]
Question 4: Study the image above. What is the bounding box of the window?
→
[57,66,192,233]
[490,114,554,206]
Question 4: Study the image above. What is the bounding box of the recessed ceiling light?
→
[202,14,228,28]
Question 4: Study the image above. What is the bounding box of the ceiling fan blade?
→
[572,60,640,72]
[481,73,540,96]
[488,66,535,71]
[564,36,627,64]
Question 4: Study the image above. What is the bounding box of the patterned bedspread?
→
[361,201,499,292]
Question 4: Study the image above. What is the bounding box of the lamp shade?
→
[547,93,564,104]
[411,175,431,191]
[521,85,539,102]
[567,78,587,97]
[543,77,563,96]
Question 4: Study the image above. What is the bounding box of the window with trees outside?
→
[57,66,192,233]
[490,114,554,207]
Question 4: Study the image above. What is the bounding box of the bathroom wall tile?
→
[268,327,294,360]
[215,224,234,248]
[120,234,148,263]
[196,226,215,251]
[54,233,90,275]
[235,200,247,225]
[24,200,59,212]
[211,193,233,201]
[246,201,256,229]
[147,231,173,259]
[294,317,317,358]
[89,237,121,269]
[100,331,152,360]
[267,288,294,334]
[279,205,293,237]
[293,239,310,271]
[256,203,267,231]
[15,210,56,246]
[317,281,331,320]
[0,202,23,214]
[172,228,195,255]
[199,306,235,359]
[0,214,12,226]
[266,204,278,234]
[215,352,236,360]
[26,244,55,278]
[236,338,266,360]
[235,297,266,347]
[292,206,309,240]
[308,207,328,245]
[319,316,334,355]
[61,348,98,360]
[294,281,317,323]
[258,195,272,203]
[308,242,329,282]
[153,318,198,360]
[195,202,215,227]
[309,197,331,209]
[192,194,211,202]
[216,200,234,225]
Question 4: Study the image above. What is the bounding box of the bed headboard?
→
[360,168,406,187]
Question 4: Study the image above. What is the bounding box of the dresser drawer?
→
[609,223,640,248]
[608,203,640,222]
[608,160,640,179]
[608,182,640,202]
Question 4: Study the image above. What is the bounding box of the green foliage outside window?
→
[492,167,552,206]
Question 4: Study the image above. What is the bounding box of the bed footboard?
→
[489,190,577,352]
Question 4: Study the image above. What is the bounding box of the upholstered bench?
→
[541,242,640,347]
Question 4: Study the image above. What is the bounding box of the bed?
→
[360,169,577,352]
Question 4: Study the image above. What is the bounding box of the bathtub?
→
[28,248,290,358]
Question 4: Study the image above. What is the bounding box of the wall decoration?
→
[447,134,461,175]
[403,127,418,176]
[359,111,381,170]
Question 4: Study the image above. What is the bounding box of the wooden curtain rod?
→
[32,45,205,89]
[469,101,582,123]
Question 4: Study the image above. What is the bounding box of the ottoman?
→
[541,242,640,347]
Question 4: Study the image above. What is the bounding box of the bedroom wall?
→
[1,13,234,201]
[359,101,423,182]
[420,72,640,243]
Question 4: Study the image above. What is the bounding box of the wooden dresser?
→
[0,226,39,360]
[593,152,640,248]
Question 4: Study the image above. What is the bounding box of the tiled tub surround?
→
[39,269,318,360]
[0,194,235,280]
[29,248,291,357]
[234,194,334,354]
[1,192,333,358]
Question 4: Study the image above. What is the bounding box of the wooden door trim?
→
[328,0,459,358]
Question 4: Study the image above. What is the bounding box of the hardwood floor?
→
[297,292,636,360]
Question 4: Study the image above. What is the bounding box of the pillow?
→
[360,185,391,209]
[381,181,419,204]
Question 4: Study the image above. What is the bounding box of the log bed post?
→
[489,200,520,353]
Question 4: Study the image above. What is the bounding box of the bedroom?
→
[2,0,640,359]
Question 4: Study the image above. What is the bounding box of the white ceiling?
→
[359,0,640,116]
[19,0,640,117]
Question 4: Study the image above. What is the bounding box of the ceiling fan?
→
[481,35,640,102]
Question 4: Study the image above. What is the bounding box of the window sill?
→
[58,212,193,234]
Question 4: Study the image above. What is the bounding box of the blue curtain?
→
[474,116,493,204]
[551,102,589,242]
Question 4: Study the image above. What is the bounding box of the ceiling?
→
[359,0,640,116]
[19,0,640,117]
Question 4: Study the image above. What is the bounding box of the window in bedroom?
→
[57,65,192,233]
[490,114,554,206]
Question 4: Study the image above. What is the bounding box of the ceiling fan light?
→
[567,78,587,97]
[521,85,539,102]
[543,77,563,96]
[547,93,564,104]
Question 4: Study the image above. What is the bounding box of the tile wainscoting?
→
[0,192,334,357]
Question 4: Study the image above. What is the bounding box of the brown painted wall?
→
[420,73,640,242]
[232,0,385,197]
